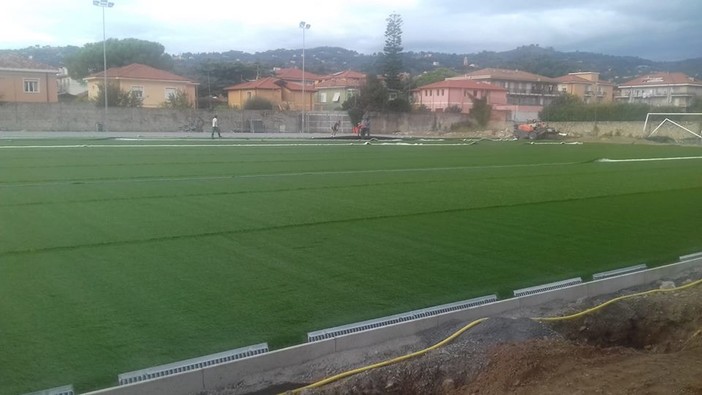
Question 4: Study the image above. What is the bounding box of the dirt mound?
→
[298,279,702,395]
[460,282,702,395]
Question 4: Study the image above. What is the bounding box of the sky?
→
[1,0,700,61]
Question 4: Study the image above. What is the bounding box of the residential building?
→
[0,53,59,103]
[84,63,199,108]
[57,67,88,99]
[411,79,508,120]
[273,67,323,86]
[449,68,559,120]
[314,70,366,111]
[615,72,702,108]
[555,72,614,103]
[224,76,315,110]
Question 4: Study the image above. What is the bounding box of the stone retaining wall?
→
[2,103,698,139]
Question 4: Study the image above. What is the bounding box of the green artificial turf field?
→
[1,138,701,394]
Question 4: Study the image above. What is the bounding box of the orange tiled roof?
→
[315,79,365,89]
[456,68,557,83]
[619,72,701,87]
[225,77,283,91]
[274,67,324,81]
[315,70,367,88]
[555,74,592,84]
[414,79,506,91]
[0,53,57,71]
[224,77,316,92]
[87,63,196,83]
[320,70,366,80]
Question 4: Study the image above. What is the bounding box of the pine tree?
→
[383,13,403,91]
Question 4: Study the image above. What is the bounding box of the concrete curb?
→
[83,257,702,395]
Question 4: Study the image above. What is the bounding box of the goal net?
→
[643,113,702,143]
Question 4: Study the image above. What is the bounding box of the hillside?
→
[3,44,701,87]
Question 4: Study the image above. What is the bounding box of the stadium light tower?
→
[299,21,310,133]
[93,0,114,131]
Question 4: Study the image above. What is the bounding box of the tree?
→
[360,74,389,111]
[539,93,583,121]
[93,82,143,108]
[162,89,192,109]
[689,95,702,112]
[65,38,174,80]
[195,61,259,102]
[243,96,273,110]
[382,13,404,92]
[413,68,459,89]
[469,97,492,127]
[385,98,412,112]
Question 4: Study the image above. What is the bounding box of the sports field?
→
[1,138,701,394]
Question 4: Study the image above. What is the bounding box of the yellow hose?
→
[533,277,702,322]
[285,277,702,394]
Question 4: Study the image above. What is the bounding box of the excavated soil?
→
[299,277,702,395]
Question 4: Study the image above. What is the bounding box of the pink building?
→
[412,79,508,120]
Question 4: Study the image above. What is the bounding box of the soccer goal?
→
[643,113,702,143]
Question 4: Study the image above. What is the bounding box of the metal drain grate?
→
[22,385,74,395]
[593,264,647,280]
[307,295,497,342]
[118,343,268,385]
[513,277,582,297]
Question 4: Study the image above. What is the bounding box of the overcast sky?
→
[2,0,700,61]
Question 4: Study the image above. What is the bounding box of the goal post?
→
[643,113,702,141]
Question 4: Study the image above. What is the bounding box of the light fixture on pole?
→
[93,0,114,131]
[299,21,310,133]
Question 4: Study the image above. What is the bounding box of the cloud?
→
[0,0,699,61]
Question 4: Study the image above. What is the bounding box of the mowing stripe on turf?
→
[0,161,582,188]
[2,185,700,258]
[597,156,702,162]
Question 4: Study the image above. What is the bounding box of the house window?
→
[332,92,341,102]
[247,91,253,99]
[131,86,144,98]
[165,87,178,100]
[320,92,327,102]
[24,79,39,93]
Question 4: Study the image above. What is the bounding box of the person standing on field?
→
[211,115,221,139]
[331,120,341,137]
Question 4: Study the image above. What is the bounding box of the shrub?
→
[244,96,274,110]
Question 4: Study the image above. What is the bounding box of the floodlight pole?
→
[94,0,114,132]
[299,21,310,133]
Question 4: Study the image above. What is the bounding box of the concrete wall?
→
[0,103,302,133]
[2,102,698,138]
[549,121,647,138]
[82,257,701,395]
[0,103,472,134]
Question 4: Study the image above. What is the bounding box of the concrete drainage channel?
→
[68,255,701,395]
